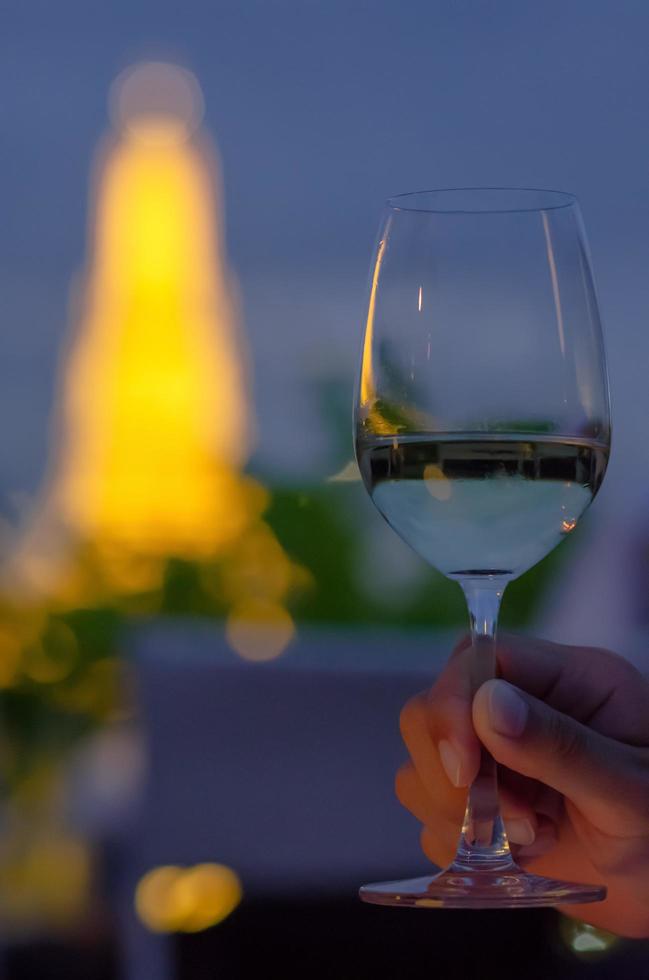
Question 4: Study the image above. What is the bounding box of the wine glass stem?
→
[450,580,516,873]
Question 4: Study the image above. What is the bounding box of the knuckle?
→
[612,653,646,690]
[583,644,622,661]
[428,651,472,712]
[584,645,640,684]
[428,688,470,737]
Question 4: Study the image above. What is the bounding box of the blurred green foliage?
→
[0,476,584,798]
[0,607,122,793]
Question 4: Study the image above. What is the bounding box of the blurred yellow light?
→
[54,103,252,553]
[0,831,91,930]
[221,523,294,604]
[9,61,258,598]
[423,463,452,501]
[360,237,386,413]
[135,863,242,934]
[52,657,123,719]
[94,544,165,594]
[226,598,295,662]
[0,63,305,938]
[4,62,303,681]
[175,864,242,933]
[135,865,189,933]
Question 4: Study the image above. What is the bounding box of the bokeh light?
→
[41,60,252,566]
[110,62,204,145]
[135,863,242,933]
[21,620,78,684]
[0,824,91,932]
[226,597,296,662]
[560,917,620,959]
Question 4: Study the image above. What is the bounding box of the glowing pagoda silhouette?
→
[9,62,299,659]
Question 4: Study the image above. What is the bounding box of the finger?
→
[395,759,465,826]
[400,692,475,803]
[420,824,457,869]
[395,763,446,825]
[499,768,564,825]
[516,816,558,861]
[419,819,551,868]
[473,679,649,836]
[498,783,539,847]
[397,762,540,848]
[496,635,649,742]
[425,640,482,786]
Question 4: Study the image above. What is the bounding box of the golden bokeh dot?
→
[135,866,188,933]
[135,864,242,933]
[175,864,242,933]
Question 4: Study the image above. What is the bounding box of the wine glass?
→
[353,187,611,908]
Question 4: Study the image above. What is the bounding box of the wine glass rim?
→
[386,187,577,215]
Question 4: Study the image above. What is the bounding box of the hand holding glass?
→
[353,188,611,907]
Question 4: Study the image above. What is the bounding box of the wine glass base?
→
[359,868,606,909]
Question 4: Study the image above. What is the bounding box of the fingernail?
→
[438,739,464,787]
[517,825,557,858]
[505,818,535,847]
[487,680,528,737]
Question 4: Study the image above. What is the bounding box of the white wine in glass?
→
[354,188,611,908]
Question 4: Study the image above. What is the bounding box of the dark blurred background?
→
[0,1,648,977]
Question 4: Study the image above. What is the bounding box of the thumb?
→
[473,679,647,835]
